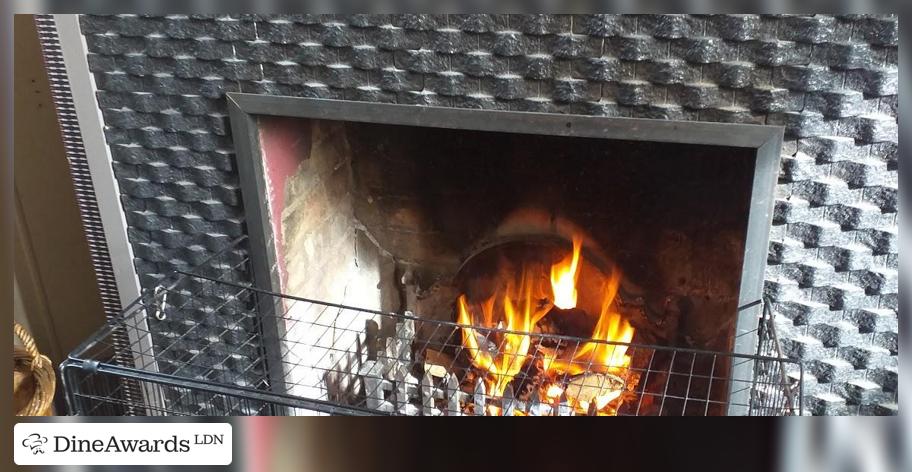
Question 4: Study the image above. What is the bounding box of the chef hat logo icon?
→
[22,433,48,454]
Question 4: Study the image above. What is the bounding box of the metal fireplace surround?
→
[228,93,785,414]
[62,93,794,416]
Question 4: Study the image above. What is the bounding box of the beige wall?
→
[13,277,30,336]
[14,15,106,364]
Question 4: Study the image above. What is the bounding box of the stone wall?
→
[78,14,898,415]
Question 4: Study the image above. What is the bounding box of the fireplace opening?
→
[229,95,784,415]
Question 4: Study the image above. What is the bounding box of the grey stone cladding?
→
[78,14,898,415]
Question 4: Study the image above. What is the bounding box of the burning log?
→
[565,372,626,413]
[555,392,573,416]
[422,348,454,378]
[527,390,552,416]
[541,306,594,341]
[587,399,599,416]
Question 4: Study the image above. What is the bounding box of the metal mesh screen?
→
[62,236,801,416]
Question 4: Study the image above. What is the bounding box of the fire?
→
[579,390,622,412]
[457,272,548,398]
[457,234,636,415]
[545,384,564,400]
[550,236,583,309]
[545,270,635,377]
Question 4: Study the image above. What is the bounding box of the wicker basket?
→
[13,322,55,416]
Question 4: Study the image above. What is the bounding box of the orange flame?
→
[545,384,564,400]
[550,236,583,309]
[457,272,548,398]
[457,234,635,415]
[545,270,634,377]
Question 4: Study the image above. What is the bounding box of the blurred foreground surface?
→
[242,416,910,472]
[779,418,908,472]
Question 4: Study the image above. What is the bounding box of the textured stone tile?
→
[78,14,898,416]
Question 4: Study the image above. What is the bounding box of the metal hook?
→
[152,286,168,320]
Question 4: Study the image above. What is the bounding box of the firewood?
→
[364,319,379,361]
[536,315,560,336]
[510,358,545,401]
[564,372,626,410]
[546,306,595,338]
[555,392,573,416]
[445,373,462,416]
[395,316,416,348]
[394,367,419,415]
[420,372,441,416]
[359,360,393,413]
[473,378,486,416]
[502,385,516,416]
[587,399,599,416]
[527,390,552,416]
[422,348,454,378]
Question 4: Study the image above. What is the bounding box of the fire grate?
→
[61,236,802,416]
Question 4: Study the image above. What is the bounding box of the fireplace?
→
[227,93,786,415]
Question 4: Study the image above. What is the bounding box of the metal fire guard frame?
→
[60,235,802,416]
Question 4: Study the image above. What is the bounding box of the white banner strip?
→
[15,422,232,465]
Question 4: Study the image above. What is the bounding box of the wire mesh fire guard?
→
[61,236,802,416]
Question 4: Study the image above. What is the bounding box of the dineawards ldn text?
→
[54,435,192,453]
